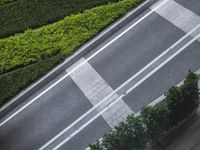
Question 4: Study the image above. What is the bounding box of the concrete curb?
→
[0,0,158,119]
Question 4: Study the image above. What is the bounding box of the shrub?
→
[0,0,120,38]
[0,0,143,106]
[0,0,143,74]
[0,54,64,105]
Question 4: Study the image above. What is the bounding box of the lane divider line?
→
[39,22,200,150]
[0,0,169,127]
[52,32,200,150]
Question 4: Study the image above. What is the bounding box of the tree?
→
[181,70,199,117]
[140,102,169,146]
[90,115,147,150]
[165,86,183,127]
[89,141,104,150]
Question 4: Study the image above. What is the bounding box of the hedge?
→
[0,0,144,106]
[90,71,199,150]
[0,54,64,106]
[0,0,120,38]
[0,0,143,74]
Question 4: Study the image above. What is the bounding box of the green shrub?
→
[0,54,64,105]
[0,0,143,74]
[0,0,120,38]
[0,0,143,106]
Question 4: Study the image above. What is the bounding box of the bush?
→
[0,0,143,106]
[0,54,64,106]
[0,0,143,74]
[0,0,120,38]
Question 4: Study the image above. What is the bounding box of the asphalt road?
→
[0,0,200,149]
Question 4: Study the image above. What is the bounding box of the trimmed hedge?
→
[90,71,199,150]
[0,0,120,38]
[0,54,64,106]
[0,0,143,74]
[0,0,144,106]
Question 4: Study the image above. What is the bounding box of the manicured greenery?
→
[0,0,143,74]
[90,71,199,150]
[0,0,144,106]
[0,0,120,38]
[0,54,64,106]
[0,0,16,5]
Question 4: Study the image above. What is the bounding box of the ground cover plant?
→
[0,0,120,38]
[0,0,144,106]
[90,71,199,150]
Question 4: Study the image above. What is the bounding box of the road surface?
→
[0,0,200,149]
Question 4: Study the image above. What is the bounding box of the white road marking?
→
[67,58,133,128]
[0,0,169,127]
[52,32,200,150]
[40,22,200,150]
[86,69,200,150]
[154,0,200,38]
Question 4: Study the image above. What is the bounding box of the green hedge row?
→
[0,0,143,74]
[0,0,144,106]
[90,71,199,150]
[0,0,16,5]
[0,0,120,38]
[0,54,64,106]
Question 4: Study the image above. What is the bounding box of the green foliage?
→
[166,71,199,127]
[0,54,64,105]
[90,71,199,150]
[181,70,199,115]
[90,116,147,150]
[0,0,15,5]
[0,0,143,106]
[0,0,143,74]
[140,102,169,145]
[165,86,183,127]
[0,0,120,38]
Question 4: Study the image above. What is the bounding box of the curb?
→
[0,0,158,119]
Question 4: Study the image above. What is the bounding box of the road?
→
[0,0,200,149]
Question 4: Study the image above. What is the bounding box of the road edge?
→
[0,0,158,119]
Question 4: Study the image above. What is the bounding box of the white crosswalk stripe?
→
[67,58,134,128]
